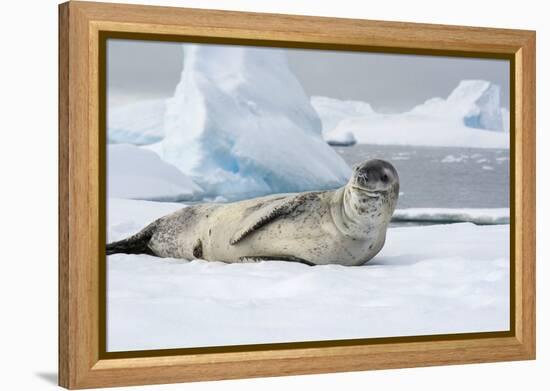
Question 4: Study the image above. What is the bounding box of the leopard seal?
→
[107,159,399,266]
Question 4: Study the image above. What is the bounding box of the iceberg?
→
[107,99,166,145]
[412,80,505,132]
[334,113,509,148]
[313,80,510,148]
[107,144,203,202]
[160,44,351,200]
[325,129,357,146]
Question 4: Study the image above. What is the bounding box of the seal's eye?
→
[381,174,389,182]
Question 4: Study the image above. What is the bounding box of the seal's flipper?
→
[230,192,319,245]
[106,221,157,256]
[238,256,315,266]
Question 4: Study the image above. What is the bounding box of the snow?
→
[107,144,203,202]
[393,208,509,225]
[312,80,510,148]
[107,99,166,145]
[156,44,351,200]
[107,198,509,351]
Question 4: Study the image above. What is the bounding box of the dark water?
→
[333,144,509,209]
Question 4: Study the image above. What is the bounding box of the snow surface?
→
[107,198,509,351]
[108,99,166,145]
[107,144,203,202]
[312,80,510,148]
[157,44,351,200]
[393,208,509,225]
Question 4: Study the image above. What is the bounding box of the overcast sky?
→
[107,39,509,113]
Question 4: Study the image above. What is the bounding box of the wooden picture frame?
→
[59,1,536,389]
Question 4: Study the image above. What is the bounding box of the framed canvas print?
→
[58,1,536,389]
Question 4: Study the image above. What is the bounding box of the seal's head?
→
[331,158,400,241]
[344,159,400,224]
[350,159,399,200]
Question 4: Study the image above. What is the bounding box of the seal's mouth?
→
[351,185,385,198]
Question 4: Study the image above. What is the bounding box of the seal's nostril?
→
[382,174,388,182]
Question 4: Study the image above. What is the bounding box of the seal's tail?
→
[106,221,157,256]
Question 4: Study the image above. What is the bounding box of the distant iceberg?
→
[311,96,375,134]
[312,80,510,149]
[411,80,505,132]
[158,44,351,200]
[326,129,357,146]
